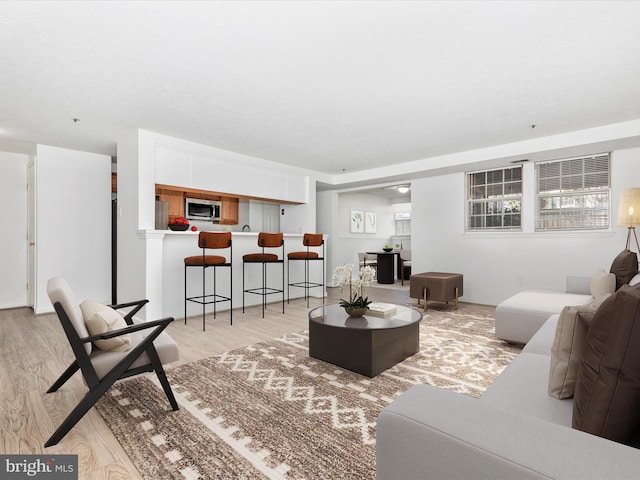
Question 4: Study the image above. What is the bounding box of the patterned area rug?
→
[96,307,521,479]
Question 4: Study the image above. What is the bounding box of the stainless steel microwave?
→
[185,198,221,222]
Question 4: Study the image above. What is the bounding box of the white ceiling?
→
[1,1,640,177]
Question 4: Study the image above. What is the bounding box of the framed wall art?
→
[365,211,377,233]
[350,210,364,233]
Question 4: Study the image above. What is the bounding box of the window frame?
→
[465,165,523,232]
[394,211,411,236]
[535,153,611,232]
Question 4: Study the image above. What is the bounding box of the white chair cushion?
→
[47,277,92,355]
[90,327,180,380]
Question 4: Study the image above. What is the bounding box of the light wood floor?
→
[0,284,494,479]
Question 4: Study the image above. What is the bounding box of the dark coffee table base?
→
[309,321,419,377]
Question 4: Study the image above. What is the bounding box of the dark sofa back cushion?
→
[572,284,640,444]
[610,250,638,290]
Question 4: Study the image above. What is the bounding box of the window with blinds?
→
[466,166,522,231]
[536,153,610,231]
[395,212,411,236]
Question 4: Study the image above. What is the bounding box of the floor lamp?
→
[618,187,640,253]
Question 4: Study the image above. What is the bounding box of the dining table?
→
[367,251,396,284]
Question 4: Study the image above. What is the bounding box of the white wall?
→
[35,145,112,313]
[317,189,339,282]
[410,148,640,306]
[281,179,317,234]
[0,151,29,308]
[116,130,148,307]
[246,200,280,233]
[319,191,396,284]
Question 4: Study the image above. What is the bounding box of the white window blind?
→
[395,212,411,236]
[536,153,610,231]
[466,166,522,231]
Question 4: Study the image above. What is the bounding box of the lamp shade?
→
[618,188,640,227]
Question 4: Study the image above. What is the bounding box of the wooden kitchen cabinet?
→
[155,184,240,224]
[156,188,184,218]
[183,190,220,201]
[220,197,239,225]
[201,192,222,202]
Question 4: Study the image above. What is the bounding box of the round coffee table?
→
[308,303,422,377]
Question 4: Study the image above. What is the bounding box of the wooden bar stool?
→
[287,233,324,307]
[242,232,284,318]
[184,232,232,330]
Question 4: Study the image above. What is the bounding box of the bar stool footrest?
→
[244,287,284,296]
[186,294,232,305]
[288,281,323,289]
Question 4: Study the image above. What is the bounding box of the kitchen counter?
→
[156,230,288,236]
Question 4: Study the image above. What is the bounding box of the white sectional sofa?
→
[376,311,640,480]
[494,275,602,345]
[376,257,640,480]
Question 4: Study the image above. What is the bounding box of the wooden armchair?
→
[45,277,180,447]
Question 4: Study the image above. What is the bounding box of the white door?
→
[0,152,29,308]
[262,203,280,233]
[28,159,36,308]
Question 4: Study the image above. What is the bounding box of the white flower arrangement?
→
[333,263,375,308]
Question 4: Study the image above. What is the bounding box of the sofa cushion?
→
[590,268,616,298]
[522,314,558,356]
[609,250,638,290]
[547,294,611,399]
[481,352,574,426]
[378,384,640,480]
[80,300,131,352]
[495,290,593,344]
[548,306,596,399]
[573,285,640,443]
